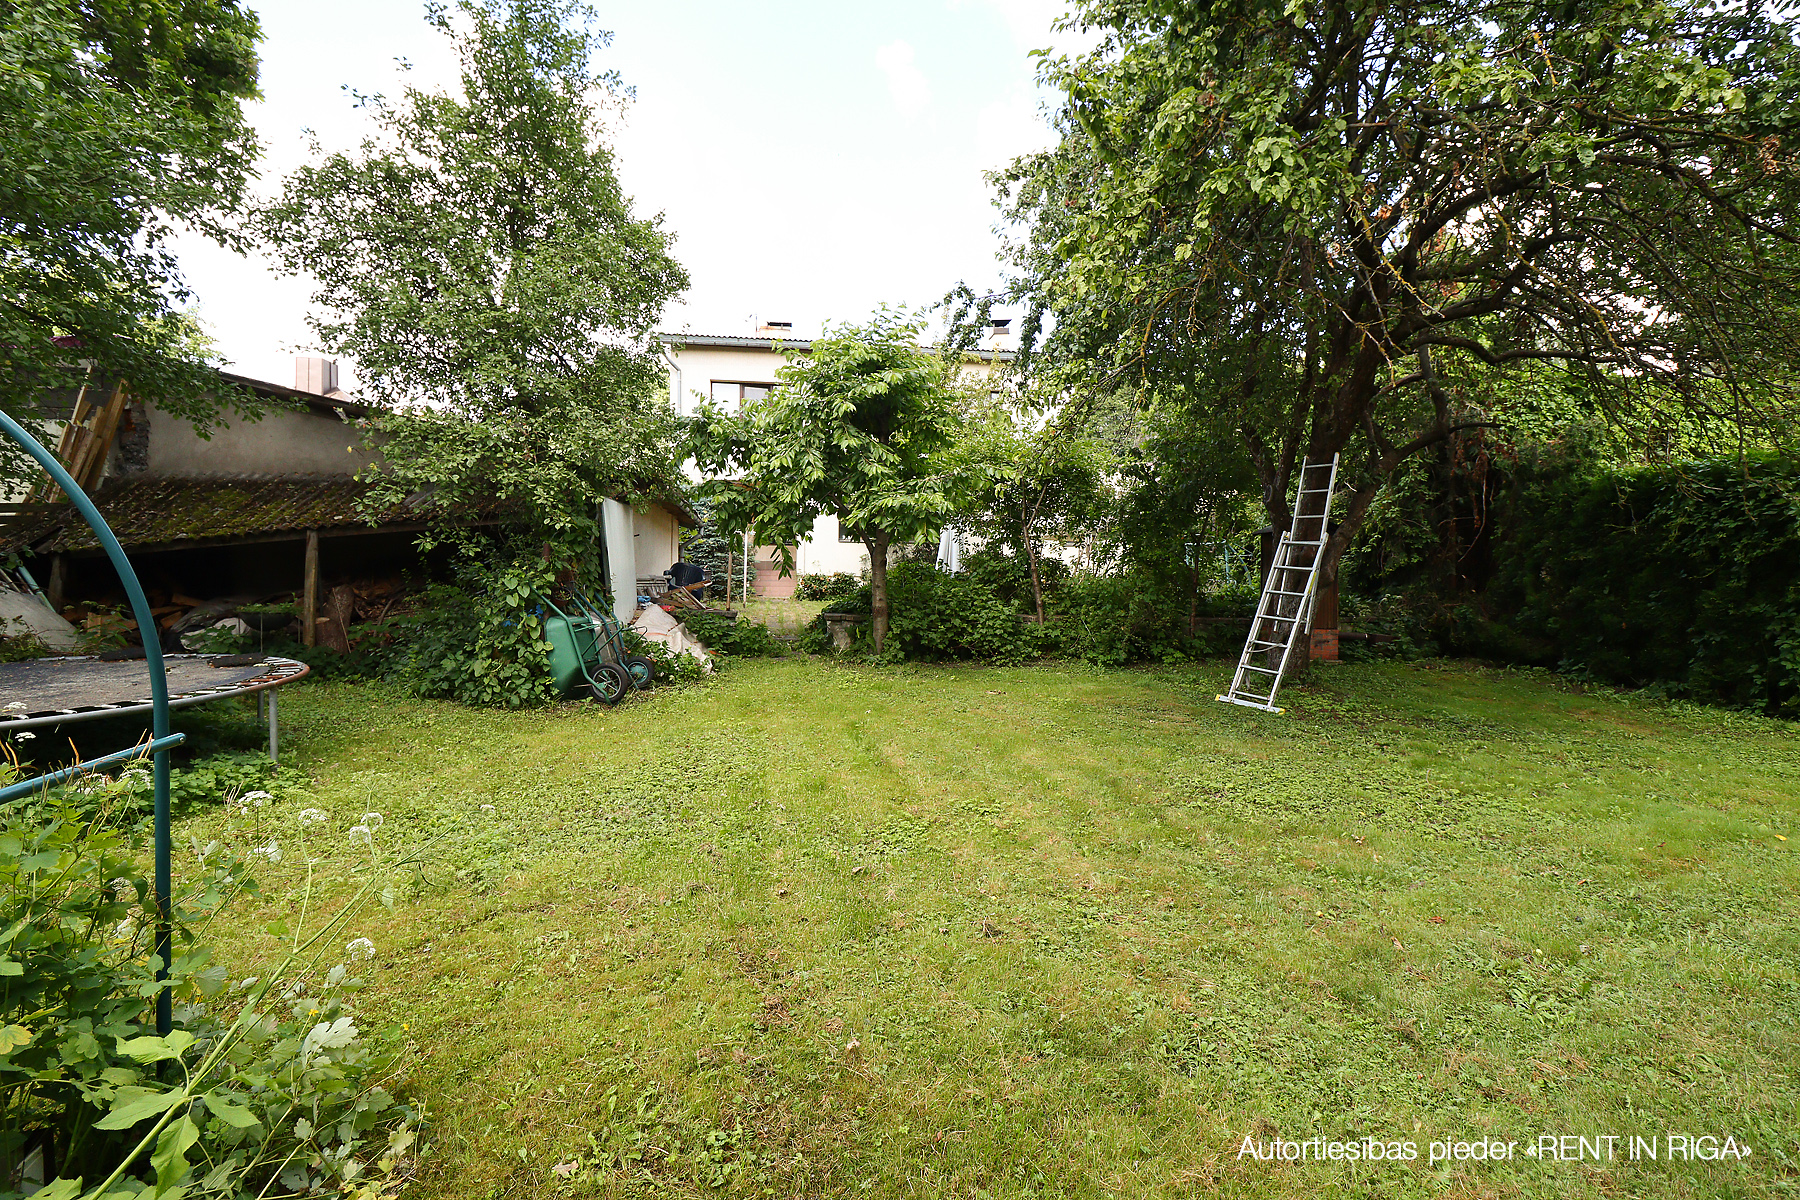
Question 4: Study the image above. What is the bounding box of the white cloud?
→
[976,87,1057,160]
[874,40,932,118]
[950,0,1099,57]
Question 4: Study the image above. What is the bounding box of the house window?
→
[838,522,861,544]
[709,381,776,410]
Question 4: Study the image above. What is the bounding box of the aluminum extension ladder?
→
[1216,455,1339,714]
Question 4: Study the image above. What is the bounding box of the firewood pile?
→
[51,575,420,654]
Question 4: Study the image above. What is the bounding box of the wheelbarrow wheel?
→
[622,654,656,687]
[587,661,631,705]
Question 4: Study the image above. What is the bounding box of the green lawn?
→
[190,658,1799,1198]
[731,599,828,636]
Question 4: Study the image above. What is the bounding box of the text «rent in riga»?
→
[1238,1133,1753,1164]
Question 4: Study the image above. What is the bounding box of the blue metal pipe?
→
[0,733,187,803]
[0,408,176,1035]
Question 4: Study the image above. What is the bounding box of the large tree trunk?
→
[867,532,891,653]
[1025,542,1045,624]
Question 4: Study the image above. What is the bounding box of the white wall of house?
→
[794,513,869,576]
[663,344,797,420]
[664,334,1011,594]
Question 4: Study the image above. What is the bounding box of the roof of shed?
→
[0,475,504,555]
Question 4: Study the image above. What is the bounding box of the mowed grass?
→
[187,658,1800,1199]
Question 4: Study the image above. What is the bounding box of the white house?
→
[660,321,1014,597]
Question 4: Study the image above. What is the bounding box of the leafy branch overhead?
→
[0,0,266,490]
[261,0,689,550]
[993,0,1800,581]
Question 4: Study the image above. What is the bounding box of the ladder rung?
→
[1241,665,1281,675]
[1263,588,1310,598]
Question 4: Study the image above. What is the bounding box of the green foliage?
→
[0,0,265,492]
[164,753,311,817]
[270,552,564,706]
[956,400,1118,620]
[619,627,707,684]
[805,556,1246,667]
[688,310,980,652]
[877,564,1043,665]
[986,0,1800,579]
[0,787,418,1198]
[261,0,688,559]
[0,621,49,663]
[794,573,861,602]
[1044,573,1243,667]
[1484,454,1800,716]
[679,612,781,659]
[379,560,559,708]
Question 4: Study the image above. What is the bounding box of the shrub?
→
[794,572,861,602]
[680,611,783,658]
[298,559,560,707]
[1043,573,1241,665]
[1484,453,1800,715]
[881,563,1042,663]
[619,627,708,684]
[0,618,50,662]
[0,786,419,1197]
[802,563,1041,663]
[798,559,1248,666]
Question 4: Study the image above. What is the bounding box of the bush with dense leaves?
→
[280,559,562,707]
[619,627,708,684]
[794,573,862,602]
[1044,573,1246,665]
[801,558,1246,666]
[1482,453,1800,715]
[679,612,783,658]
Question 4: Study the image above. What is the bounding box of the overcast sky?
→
[171,0,1087,391]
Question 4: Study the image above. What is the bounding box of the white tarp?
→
[628,604,714,673]
[0,588,81,652]
[935,527,962,574]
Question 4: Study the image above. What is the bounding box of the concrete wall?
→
[599,499,637,622]
[136,402,379,478]
[632,502,682,579]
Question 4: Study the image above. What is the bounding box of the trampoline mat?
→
[0,654,309,730]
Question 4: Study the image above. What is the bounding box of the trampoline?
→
[0,652,309,751]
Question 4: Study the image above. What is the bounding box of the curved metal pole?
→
[0,408,177,1035]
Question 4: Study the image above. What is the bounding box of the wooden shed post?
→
[46,554,66,612]
[303,528,319,647]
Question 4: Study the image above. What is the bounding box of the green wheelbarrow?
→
[536,587,656,704]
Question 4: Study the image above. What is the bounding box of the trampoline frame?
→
[0,653,309,735]
[1,409,184,1033]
